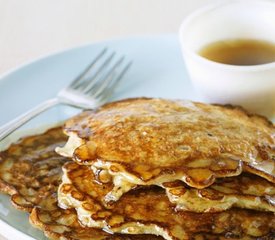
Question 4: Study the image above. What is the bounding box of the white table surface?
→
[0,0,233,239]
[0,0,219,75]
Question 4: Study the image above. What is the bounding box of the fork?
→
[0,48,132,141]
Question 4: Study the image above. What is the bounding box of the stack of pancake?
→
[55,98,275,239]
[0,127,160,239]
[0,97,274,239]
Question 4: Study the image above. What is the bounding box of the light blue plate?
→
[0,35,198,240]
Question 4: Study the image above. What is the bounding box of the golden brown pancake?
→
[0,127,161,240]
[30,207,162,240]
[57,98,275,203]
[31,206,264,240]
[0,127,68,212]
[164,173,275,212]
[1,127,246,240]
[58,162,275,240]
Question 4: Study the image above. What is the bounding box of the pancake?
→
[56,98,275,202]
[58,162,275,240]
[0,127,160,240]
[163,173,275,212]
[96,168,275,213]
[0,127,68,212]
[1,127,250,240]
[30,207,162,240]
[31,208,269,240]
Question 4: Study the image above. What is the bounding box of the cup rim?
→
[179,0,275,72]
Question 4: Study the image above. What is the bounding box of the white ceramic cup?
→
[179,0,275,119]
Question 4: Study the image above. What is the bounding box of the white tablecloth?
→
[0,0,216,239]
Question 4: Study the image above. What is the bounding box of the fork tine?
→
[69,48,107,88]
[77,52,116,90]
[94,60,132,101]
[84,56,125,96]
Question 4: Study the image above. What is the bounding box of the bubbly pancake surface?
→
[0,128,160,240]
[57,98,275,201]
[0,127,68,212]
[58,162,275,240]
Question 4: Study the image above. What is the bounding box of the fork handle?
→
[0,98,60,141]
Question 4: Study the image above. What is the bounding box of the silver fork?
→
[0,48,132,141]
